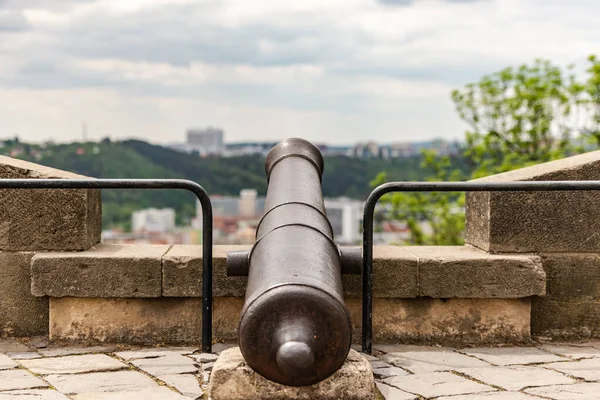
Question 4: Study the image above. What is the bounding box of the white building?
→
[132,208,176,233]
[186,127,224,154]
[324,198,364,244]
[239,189,258,217]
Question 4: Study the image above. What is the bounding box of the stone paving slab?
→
[524,382,600,399]
[0,370,48,391]
[158,374,204,398]
[0,354,17,370]
[375,382,417,400]
[543,357,600,380]
[538,343,600,359]
[456,365,576,390]
[459,346,566,365]
[384,371,495,398]
[19,354,126,375]
[437,393,538,399]
[6,352,41,360]
[380,345,490,373]
[45,371,159,394]
[114,347,197,361]
[38,346,116,358]
[130,353,197,375]
[71,387,188,399]
[0,389,70,399]
[6,343,600,399]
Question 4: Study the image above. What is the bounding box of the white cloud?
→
[1,0,600,144]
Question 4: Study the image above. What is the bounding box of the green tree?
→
[376,57,598,245]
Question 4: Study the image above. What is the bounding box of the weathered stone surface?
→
[32,245,170,298]
[459,347,565,365]
[190,353,218,363]
[114,348,196,361]
[19,354,126,375]
[0,369,48,391]
[71,387,187,400]
[45,371,158,394]
[465,150,600,253]
[544,357,600,380]
[0,252,48,337]
[49,297,241,345]
[372,366,410,379]
[525,383,600,399]
[0,156,101,251]
[532,297,600,339]
[384,371,494,398]
[50,296,531,346]
[0,339,30,353]
[406,246,544,298]
[380,346,490,374]
[343,246,418,298]
[540,254,600,300]
[39,346,116,358]
[163,245,419,298]
[0,390,69,399]
[130,353,197,375]
[538,343,600,359]
[347,298,531,344]
[49,298,202,344]
[437,393,538,399]
[0,354,17,370]
[375,382,417,400]
[456,366,575,390]
[158,374,204,398]
[208,348,376,400]
[6,352,41,360]
[162,245,248,297]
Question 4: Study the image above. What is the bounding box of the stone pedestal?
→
[208,348,376,400]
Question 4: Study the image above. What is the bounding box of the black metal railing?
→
[0,179,214,353]
[361,180,600,354]
[4,178,600,357]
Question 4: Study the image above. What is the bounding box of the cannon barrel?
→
[227,138,354,386]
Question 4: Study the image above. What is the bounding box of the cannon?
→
[226,138,361,386]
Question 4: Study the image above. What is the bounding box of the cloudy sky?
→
[0,0,599,144]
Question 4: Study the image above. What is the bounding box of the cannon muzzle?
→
[226,138,356,386]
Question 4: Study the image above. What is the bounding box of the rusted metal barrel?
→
[226,138,354,386]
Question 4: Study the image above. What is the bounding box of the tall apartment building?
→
[186,127,224,154]
[132,208,176,233]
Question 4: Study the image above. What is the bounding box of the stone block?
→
[409,246,544,298]
[162,245,248,297]
[532,297,600,339]
[347,298,531,345]
[208,347,375,400]
[0,252,48,337]
[49,297,242,345]
[0,155,101,251]
[163,245,419,298]
[540,253,600,300]
[49,296,530,346]
[465,150,600,253]
[31,245,170,298]
[343,246,418,298]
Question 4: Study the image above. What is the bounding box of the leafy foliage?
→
[376,56,600,245]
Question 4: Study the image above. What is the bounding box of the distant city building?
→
[324,198,364,244]
[239,189,258,217]
[186,127,224,154]
[132,208,176,233]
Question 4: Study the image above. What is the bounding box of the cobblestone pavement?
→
[3,339,600,399]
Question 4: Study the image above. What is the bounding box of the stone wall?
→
[2,151,600,344]
[0,156,101,337]
[465,150,600,339]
